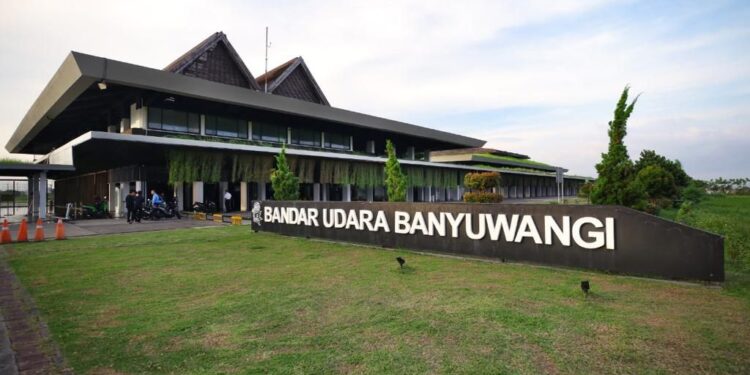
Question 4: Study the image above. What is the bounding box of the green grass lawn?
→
[3,226,750,374]
[660,195,750,302]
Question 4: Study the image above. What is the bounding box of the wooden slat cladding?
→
[181,43,252,88]
[54,171,109,213]
[273,66,326,105]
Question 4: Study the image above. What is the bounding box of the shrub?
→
[578,181,594,199]
[463,171,503,203]
[464,172,501,190]
[384,140,407,202]
[464,192,503,203]
[635,165,677,200]
[681,181,706,203]
[270,145,300,200]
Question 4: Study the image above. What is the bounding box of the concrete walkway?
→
[4,217,223,240]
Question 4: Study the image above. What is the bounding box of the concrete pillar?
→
[174,182,184,213]
[192,181,204,203]
[342,184,352,202]
[406,187,414,202]
[219,181,228,211]
[38,171,47,220]
[240,182,248,211]
[129,104,147,129]
[28,175,38,219]
[322,184,329,202]
[313,183,321,202]
[109,182,119,217]
[366,186,374,202]
[257,182,266,201]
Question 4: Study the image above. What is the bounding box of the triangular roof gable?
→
[256,57,330,106]
[164,32,261,90]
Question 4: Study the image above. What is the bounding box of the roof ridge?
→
[163,31,261,90]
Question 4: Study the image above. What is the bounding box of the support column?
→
[29,174,38,219]
[240,182,248,211]
[342,184,352,202]
[174,182,184,213]
[313,183,321,202]
[322,184,329,202]
[257,182,266,201]
[38,171,47,220]
[219,181,228,211]
[406,186,414,202]
[192,181,204,203]
[366,186,374,202]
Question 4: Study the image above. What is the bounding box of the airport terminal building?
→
[4,32,588,218]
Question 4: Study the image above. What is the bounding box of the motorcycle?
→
[164,198,182,219]
[81,196,111,219]
[192,201,217,214]
[139,198,181,220]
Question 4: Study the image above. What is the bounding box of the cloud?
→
[0,0,748,179]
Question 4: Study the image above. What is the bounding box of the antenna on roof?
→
[264,26,271,93]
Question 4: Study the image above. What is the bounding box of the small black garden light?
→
[581,280,591,297]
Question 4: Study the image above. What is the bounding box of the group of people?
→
[124,189,163,224]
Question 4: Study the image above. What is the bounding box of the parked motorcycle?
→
[192,201,217,214]
[164,198,182,219]
[139,198,181,220]
[81,196,111,219]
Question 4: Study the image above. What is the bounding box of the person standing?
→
[125,190,136,224]
[224,190,232,212]
[135,191,145,223]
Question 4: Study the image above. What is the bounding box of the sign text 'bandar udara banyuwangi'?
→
[251,201,724,282]
[262,206,615,250]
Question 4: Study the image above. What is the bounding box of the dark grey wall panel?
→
[251,201,724,282]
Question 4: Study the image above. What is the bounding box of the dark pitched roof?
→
[256,57,330,105]
[6,52,486,153]
[164,32,261,90]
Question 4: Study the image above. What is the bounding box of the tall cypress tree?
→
[384,140,407,202]
[591,86,645,207]
[270,144,299,200]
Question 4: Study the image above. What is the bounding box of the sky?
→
[0,0,748,179]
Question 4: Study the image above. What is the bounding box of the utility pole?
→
[264,26,269,93]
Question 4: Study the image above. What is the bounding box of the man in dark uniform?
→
[125,190,136,223]
[134,191,145,223]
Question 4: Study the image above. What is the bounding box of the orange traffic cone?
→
[1,219,11,244]
[55,218,66,240]
[33,218,45,241]
[16,218,28,242]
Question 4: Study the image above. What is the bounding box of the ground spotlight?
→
[97,81,107,90]
[396,257,405,269]
[581,280,590,297]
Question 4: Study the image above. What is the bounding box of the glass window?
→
[205,115,247,138]
[252,122,288,143]
[147,107,200,134]
[290,128,321,147]
[324,132,350,150]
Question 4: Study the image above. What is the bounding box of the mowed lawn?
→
[4,226,750,374]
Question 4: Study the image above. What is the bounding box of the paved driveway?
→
[5,217,224,239]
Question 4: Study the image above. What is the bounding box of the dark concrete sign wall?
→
[250,201,724,281]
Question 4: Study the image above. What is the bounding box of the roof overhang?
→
[7,52,485,154]
[0,163,75,178]
[47,131,586,180]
